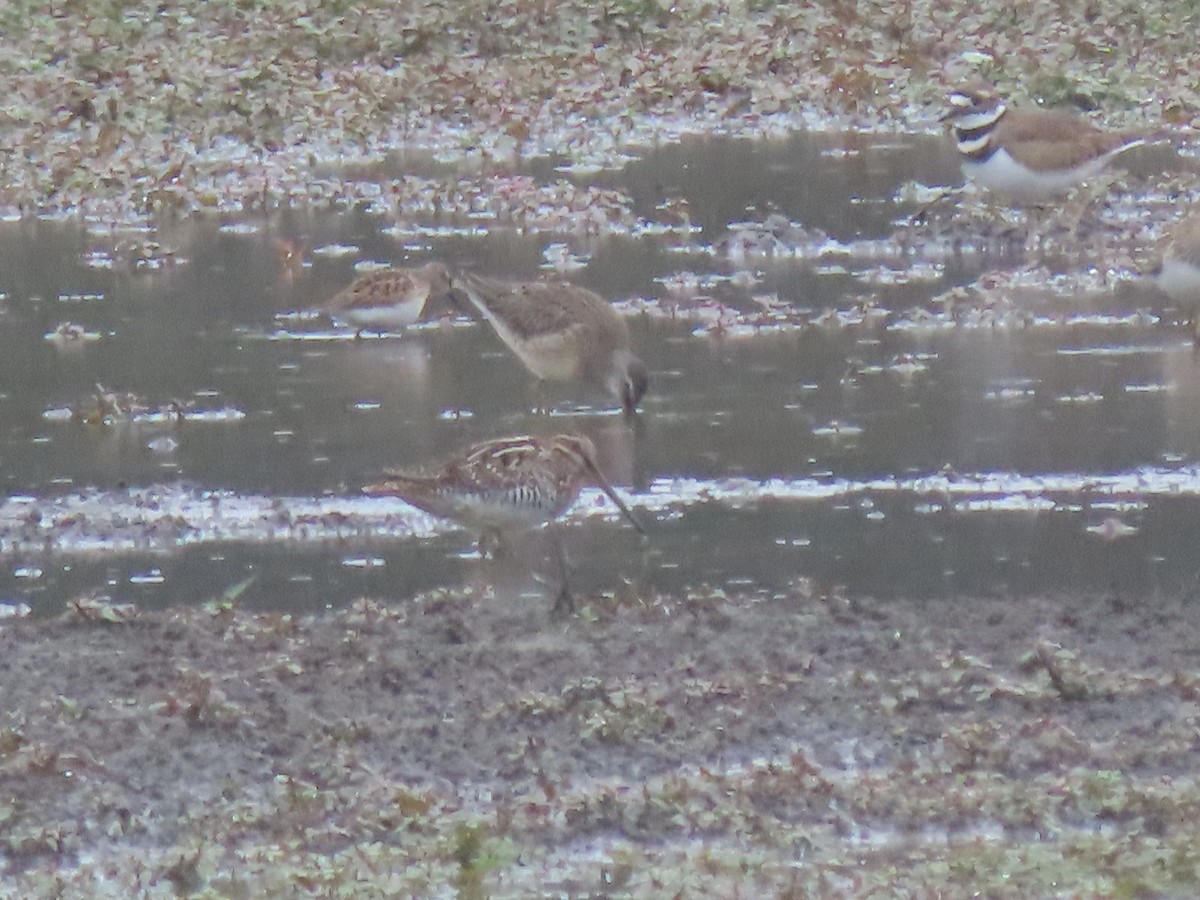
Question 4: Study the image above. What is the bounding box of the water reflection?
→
[1,133,1199,614]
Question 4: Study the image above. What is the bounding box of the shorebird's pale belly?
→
[513,335,582,382]
[341,298,425,329]
[963,148,1109,200]
[1157,259,1200,306]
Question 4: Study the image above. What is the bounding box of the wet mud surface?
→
[5,584,1200,896]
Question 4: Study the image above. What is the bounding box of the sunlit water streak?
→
[0,465,1191,557]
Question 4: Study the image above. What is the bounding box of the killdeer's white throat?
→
[943,84,1146,201]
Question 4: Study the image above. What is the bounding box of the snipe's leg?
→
[530,379,551,416]
[478,527,506,559]
[900,185,962,228]
[549,527,574,617]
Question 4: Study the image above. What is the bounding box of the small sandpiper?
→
[451,272,649,414]
[320,262,453,332]
[942,83,1148,201]
[363,433,645,613]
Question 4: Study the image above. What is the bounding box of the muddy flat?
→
[3,583,1198,896]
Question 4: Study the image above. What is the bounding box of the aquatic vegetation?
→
[0,0,1195,230]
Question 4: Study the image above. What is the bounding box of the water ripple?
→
[2,465,1197,556]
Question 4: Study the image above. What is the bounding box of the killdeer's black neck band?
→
[954,124,998,163]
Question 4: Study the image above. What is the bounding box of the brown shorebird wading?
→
[363,433,645,613]
[321,262,453,331]
[452,272,648,414]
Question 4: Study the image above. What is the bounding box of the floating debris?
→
[80,250,114,269]
[984,386,1037,403]
[66,594,140,623]
[1055,392,1106,405]
[0,601,31,620]
[44,385,244,427]
[1087,518,1140,541]
[541,242,590,272]
[148,436,180,454]
[0,463,1195,557]
[342,556,386,569]
[44,322,102,349]
[812,420,865,440]
[311,243,360,258]
[1123,383,1173,394]
[72,384,154,426]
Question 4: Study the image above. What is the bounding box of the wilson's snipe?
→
[321,262,453,331]
[451,272,648,414]
[363,433,645,613]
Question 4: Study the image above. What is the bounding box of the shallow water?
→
[2,132,1198,614]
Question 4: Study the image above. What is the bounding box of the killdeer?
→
[363,433,645,613]
[319,262,453,331]
[451,272,649,414]
[943,84,1146,201]
[1155,213,1200,310]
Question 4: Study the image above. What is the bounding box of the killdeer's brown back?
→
[991,107,1143,173]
